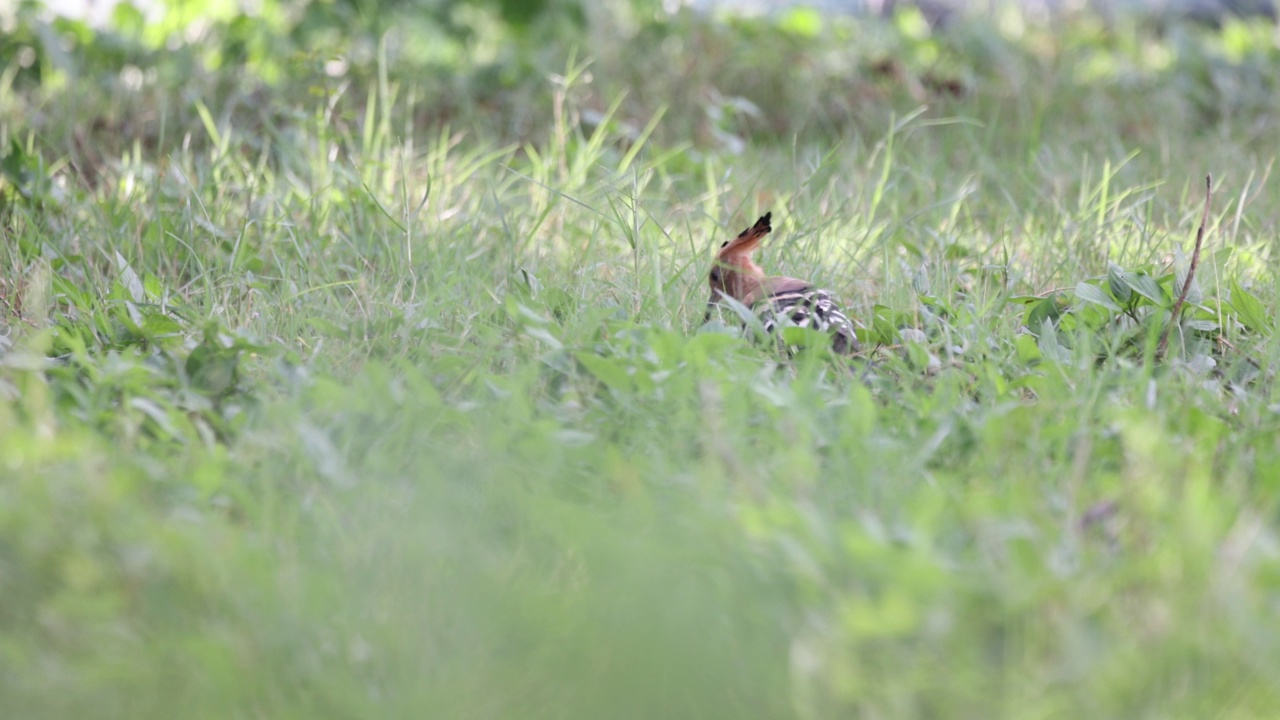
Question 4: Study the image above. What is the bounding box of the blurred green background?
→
[3,1,1280,718]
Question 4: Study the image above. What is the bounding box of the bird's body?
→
[757,285,859,355]
[704,212,859,354]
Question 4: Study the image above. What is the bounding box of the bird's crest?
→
[717,212,772,258]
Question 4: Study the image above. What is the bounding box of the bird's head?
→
[704,212,771,322]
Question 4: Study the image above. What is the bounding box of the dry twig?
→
[1157,174,1213,360]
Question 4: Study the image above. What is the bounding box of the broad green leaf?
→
[1107,263,1132,304]
[1026,293,1066,332]
[866,305,901,346]
[121,300,145,332]
[903,341,933,371]
[143,273,164,302]
[114,251,144,302]
[511,302,551,325]
[522,325,563,350]
[240,255,265,273]
[780,326,829,349]
[1071,302,1112,331]
[1074,281,1120,311]
[129,396,182,441]
[187,341,240,398]
[1182,319,1219,332]
[1,139,31,187]
[1212,246,1234,268]
[912,269,931,295]
[541,287,575,320]
[141,312,183,338]
[1123,271,1165,307]
[1015,333,1041,363]
[918,295,952,315]
[1229,280,1270,332]
[1036,318,1066,363]
[714,295,767,336]
[575,352,632,393]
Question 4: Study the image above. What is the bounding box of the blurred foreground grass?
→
[3,2,1280,718]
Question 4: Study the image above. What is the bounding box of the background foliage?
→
[3,0,1280,718]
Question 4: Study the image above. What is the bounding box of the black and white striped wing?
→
[760,287,860,354]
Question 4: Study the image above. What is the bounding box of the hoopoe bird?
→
[703,212,859,354]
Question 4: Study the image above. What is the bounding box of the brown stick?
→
[1158,174,1213,360]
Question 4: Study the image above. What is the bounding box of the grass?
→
[3,3,1280,718]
